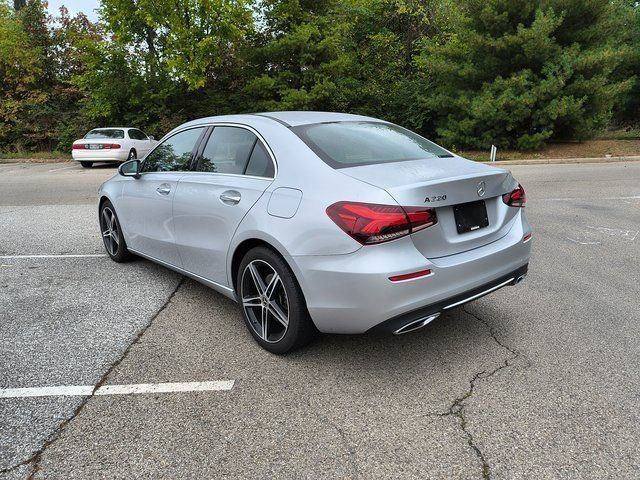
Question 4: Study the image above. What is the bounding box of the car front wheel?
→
[238,246,316,354]
[99,201,133,262]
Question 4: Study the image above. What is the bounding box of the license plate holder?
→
[454,200,489,234]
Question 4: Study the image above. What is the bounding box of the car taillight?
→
[326,201,437,245]
[502,184,526,207]
[72,143,121,149]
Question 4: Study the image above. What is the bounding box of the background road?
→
[1,161,638,479]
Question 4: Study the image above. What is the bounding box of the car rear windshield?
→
[291,121,453,168]
[84,129,125,139]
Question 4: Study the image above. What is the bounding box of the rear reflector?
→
[503,184,526,207]
[326,201,437,245]
[389,269,433,282]
[522,233,532,243]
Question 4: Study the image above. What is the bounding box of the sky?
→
[47,0,101,21]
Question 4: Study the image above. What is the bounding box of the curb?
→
[487,155,640,166]
[0,159,69,164]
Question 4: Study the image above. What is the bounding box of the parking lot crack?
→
[305,397,360,478]
[0,277,185,479]
[0,457,33,477]
[427,306,522,480]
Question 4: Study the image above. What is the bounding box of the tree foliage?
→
[0,0,638,153]
[416,0,635,149]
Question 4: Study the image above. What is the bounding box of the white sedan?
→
[72,127,157,168]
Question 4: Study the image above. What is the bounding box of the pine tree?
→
[416,0,634,150]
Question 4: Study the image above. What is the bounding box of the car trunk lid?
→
[339,156,520,258]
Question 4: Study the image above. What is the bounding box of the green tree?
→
[48,7,104,147]
[241,0,449,132]
[2,0,639,154]
[0,1,101,151]
[0,1,46,149]
[416,0,634,150]
[71,0,255,136]
[612,0,640,125]
[98,0,254,89]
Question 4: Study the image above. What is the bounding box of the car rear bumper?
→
[289,209,532,334]
[367,263,528,334]
[72,149,128,162]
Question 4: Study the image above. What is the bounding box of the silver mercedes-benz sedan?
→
[98,111,531,353]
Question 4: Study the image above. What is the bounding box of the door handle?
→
[220,190,241,205]
[156,183,171,195]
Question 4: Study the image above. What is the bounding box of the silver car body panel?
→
[173,174,273,285]
[119,171,184,267]
[98,111,532,334]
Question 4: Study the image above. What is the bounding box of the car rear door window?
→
[142,127,205,172]
[197,127,257,175]
[244,141,275,178]
[129,129,147,140]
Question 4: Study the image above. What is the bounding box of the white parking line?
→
[0,381,235,399]
[0,254,106,259]
[95,381,235,395]
[0,385,94,398]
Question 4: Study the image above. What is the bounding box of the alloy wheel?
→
[101,207,120,256]
[240,259,290,343]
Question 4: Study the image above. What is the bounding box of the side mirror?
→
[148,135,155,140]
[119,159,141,178]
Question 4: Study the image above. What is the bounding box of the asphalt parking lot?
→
[1,160,639,479]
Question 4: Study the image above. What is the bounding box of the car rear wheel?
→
[238,247,316,354]
[80,161,93,168]
[127,149,136,161]
[99,201,133,262]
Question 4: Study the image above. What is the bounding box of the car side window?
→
[197,127,257,175]
[142,127,204,173]
[129,129,147,140]
[245,141,275,178]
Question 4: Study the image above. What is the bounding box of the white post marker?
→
[490,144,497,162]
[0,381,235,399]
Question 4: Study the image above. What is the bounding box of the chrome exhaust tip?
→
[393,313,441,335]
[513,274,527,285]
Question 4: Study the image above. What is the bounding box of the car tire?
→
[238,246,316,354]
[99,200,134,262]
[128,149,136,161]
[80,161,93,168]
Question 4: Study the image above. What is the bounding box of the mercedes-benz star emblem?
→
[477,181,486,197]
